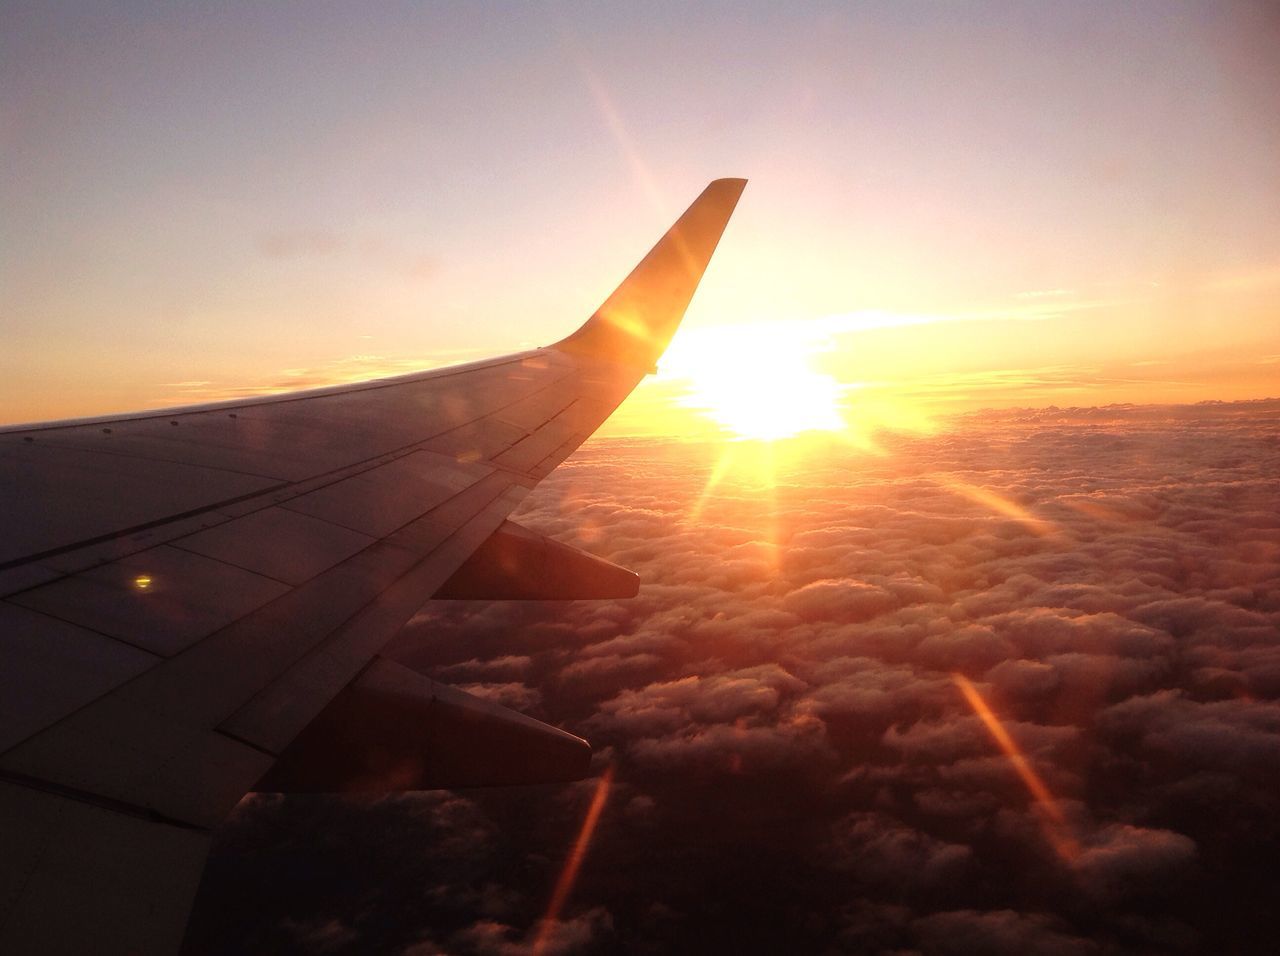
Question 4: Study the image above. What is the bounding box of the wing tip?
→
[555,177,747,367]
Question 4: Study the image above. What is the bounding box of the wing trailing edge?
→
[0,780,210,956]
[555,177,747,369]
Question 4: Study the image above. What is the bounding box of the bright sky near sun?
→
[3,1,1278,433]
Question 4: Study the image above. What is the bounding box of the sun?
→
[658,323,846,440]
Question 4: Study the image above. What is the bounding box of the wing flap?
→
[0,780,210,956]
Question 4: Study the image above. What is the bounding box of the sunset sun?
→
[659,324,846,440]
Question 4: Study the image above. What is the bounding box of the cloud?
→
[193,399,1280,955]
[418,907,613,956]
[782,578,900,622]
[1071,823,1197,900]
[279,917,357,952]
[587,666,805,738]
[436,656,534,681]
[1015,289,1072,299]
[454,682,543,712]
[151,350,488,406]
[1097,690,1280,778]
[831,812,972,889]
[559,653,662,684]
[627,711,833,772]
[908,909,1099,956]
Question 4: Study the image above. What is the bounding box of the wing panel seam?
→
[0,768,210,833]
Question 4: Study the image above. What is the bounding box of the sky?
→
[4,4,1280,954]
[3,1,1278,427]
[188,400,1280,954]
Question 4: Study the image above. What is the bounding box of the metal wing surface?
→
[0,178,746,954]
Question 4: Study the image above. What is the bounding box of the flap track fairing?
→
[432,519,638,600]
[255,657,591,792]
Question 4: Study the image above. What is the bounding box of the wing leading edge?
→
[0,178,746,954]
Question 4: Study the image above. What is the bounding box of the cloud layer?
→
[188,399,1280,955]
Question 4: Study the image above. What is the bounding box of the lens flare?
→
[685,442,783,570]
[944,481,1062,538]
[687,445,738,523]
[953,674,1079,861]
[532,767,614,955]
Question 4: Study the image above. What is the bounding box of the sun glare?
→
[660,324,845,440]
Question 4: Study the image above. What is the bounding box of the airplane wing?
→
[0,178,746,954]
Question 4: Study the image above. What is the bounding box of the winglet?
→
[555,178,747,369]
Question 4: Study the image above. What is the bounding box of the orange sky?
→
[3,3,1277,431]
